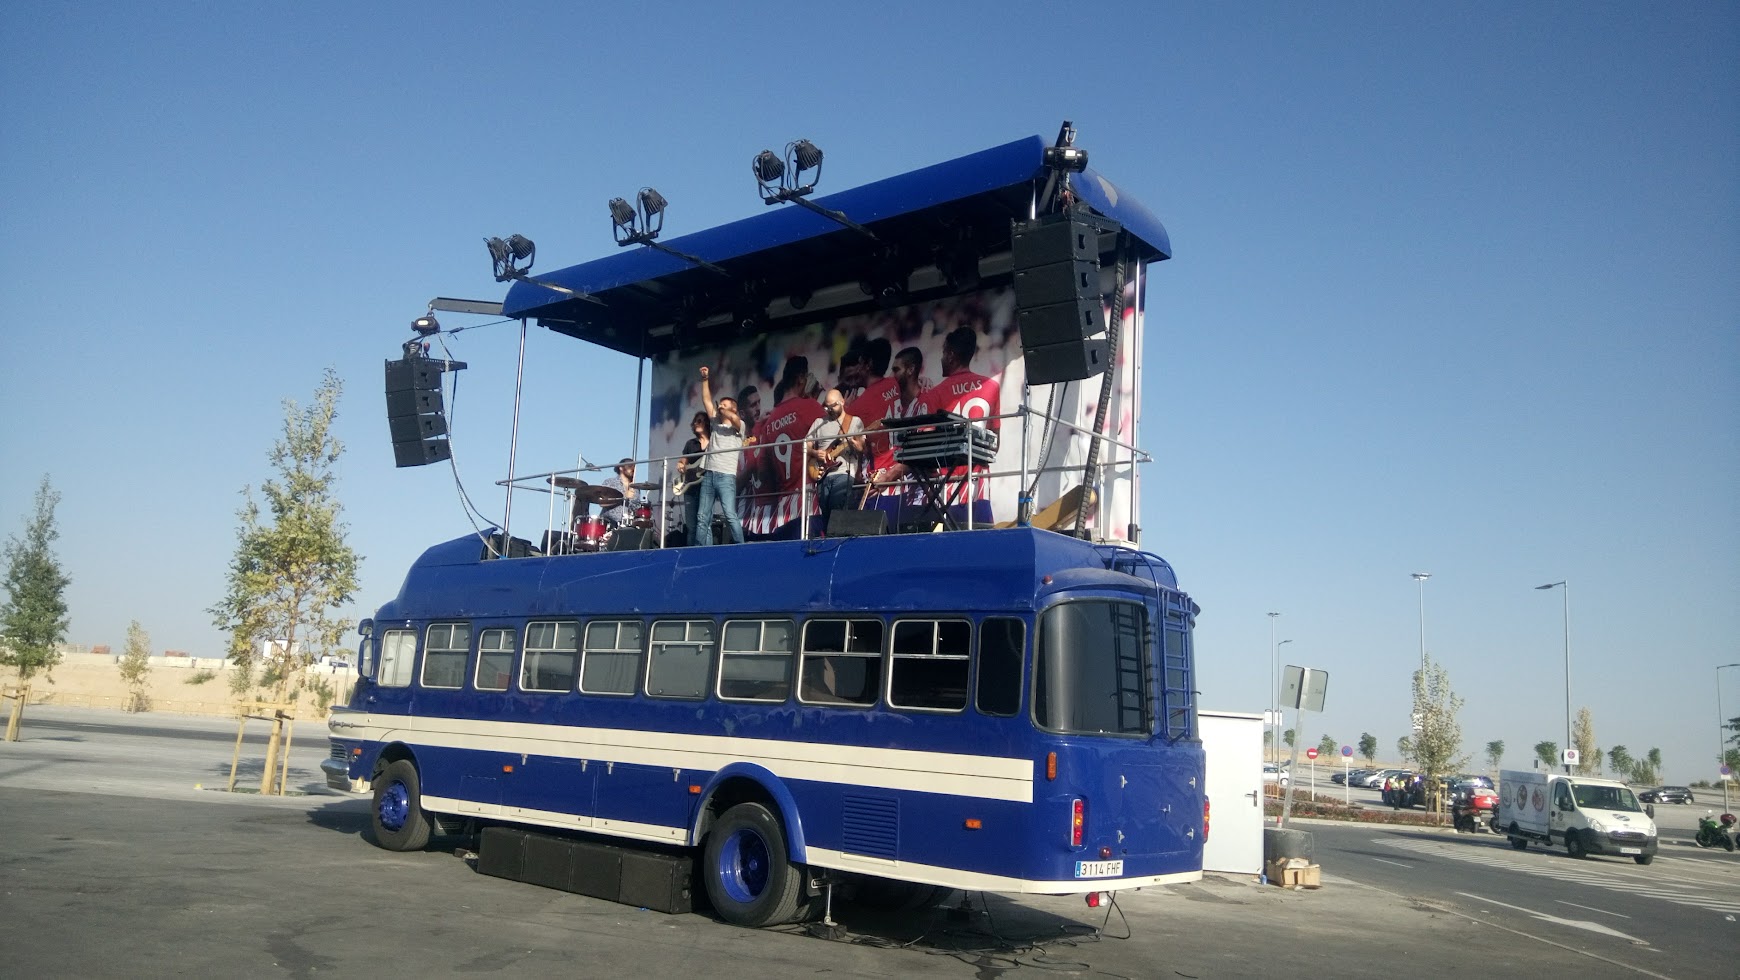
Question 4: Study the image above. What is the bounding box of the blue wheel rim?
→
[717,825,771,904]
[379,780,410,832]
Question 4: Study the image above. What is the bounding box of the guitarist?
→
[675,411,709,546]
[804,388,866,536]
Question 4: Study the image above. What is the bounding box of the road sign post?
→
[1278,665,1330,828]
[1342,745,1353,804]
[1307,746,1319,792]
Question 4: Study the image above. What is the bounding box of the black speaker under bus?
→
[385,357,452,467]
[1011,211,1122,385]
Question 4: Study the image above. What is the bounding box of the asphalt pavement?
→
[2,706,1735,978]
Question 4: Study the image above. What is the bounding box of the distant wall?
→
[7,658,354,720]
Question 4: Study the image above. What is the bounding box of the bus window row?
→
[374,615,1028,718]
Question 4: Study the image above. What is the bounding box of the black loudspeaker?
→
[1011,211,1121,385]
[827,509,887,538]
[608,527,659,551]
[385,358,451,467]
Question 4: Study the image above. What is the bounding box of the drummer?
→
[599,458,640,526]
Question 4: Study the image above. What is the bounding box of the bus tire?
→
[370,759,433,852]
[704,802,804,927]
[1508,836,1527,850]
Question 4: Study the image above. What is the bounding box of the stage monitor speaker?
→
[1011,212,1122,385]
[1024,337,1109,387]
[827,509,887,538]
[385,358,452,468]
[608,527,659,551]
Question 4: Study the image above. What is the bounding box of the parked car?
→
[1639,786,1695,805]
[1262,764,1290,787]
[1455,774,1494,790]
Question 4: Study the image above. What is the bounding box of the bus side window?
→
[522,621,580,692]
[647,620,715,699]
[888,619,969,712]
[719,619,794,702]
[974,617,1024,717]
[377,630,417,688]
[799,619,883,706]
[421,623,471,690]
[475,628,515,692]
[581,621,643,695]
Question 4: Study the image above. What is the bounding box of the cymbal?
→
[549,476,588,489]
[628,481,662,490]
[576,486,624,508]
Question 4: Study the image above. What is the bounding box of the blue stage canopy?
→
[502,135,1170,358]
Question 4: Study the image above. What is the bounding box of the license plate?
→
[1618,847,1640,855]
[1074,860,1123,878]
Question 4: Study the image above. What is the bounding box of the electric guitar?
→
[806,414,857,482]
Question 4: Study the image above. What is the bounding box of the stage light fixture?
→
[486,234,537,282]
[788,139,823,193]
[606,188,728,275]
[411,313,441,335]
[1042,145,1089,172]
[753,149,785,198]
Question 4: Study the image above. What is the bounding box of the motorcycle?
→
[1692,811,1736,851]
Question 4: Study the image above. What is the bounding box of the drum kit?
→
[548,476,672,553]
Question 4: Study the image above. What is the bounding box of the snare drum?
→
[572,517,609,553]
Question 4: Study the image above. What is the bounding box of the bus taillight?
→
[1070,798,1084,847]
[1203,798,1211,841]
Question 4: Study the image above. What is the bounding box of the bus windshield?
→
[1034,600,1149,736]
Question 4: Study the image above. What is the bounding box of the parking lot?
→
[1,708,1732,978]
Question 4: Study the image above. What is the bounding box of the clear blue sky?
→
[3,4,1735,782]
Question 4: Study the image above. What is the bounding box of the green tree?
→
[1397,735,1414,759]
[1631,748,1662,786]
[1405,655,1468,812]
[118,620,153,713]
[1607,745,1632,781]
[1317,734,1337,759]
[1358,732,1378,765]
[1283,728,1296,749]
[1485,740,1505,772]
[1534,740,1559,769]
[1572,707,1599,776]
[1,476,71,741]
[209,370,361,793]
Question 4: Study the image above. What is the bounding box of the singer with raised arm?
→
[696,366,748,545]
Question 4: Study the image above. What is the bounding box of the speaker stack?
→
[1010,211,1122,385]
[385,357,452,467]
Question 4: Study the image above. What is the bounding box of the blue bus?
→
[335,128,1204,926]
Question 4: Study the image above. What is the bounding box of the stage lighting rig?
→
[411,313,440,335]
[606,188,727,276]
[484,234,604,304]
[750,138,878,241]
[1037,120,1091,214]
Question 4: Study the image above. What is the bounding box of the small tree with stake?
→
[1,476,71,741]
[118,620,153,713]
[210,370,360,793]
[1359,732,1378,766]
[1405,655,1468,813]
[1485,740,1504,773]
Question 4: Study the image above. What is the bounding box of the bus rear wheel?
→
[704,802,803,927]
[370,759,433,852]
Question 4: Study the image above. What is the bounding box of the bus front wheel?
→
[704,802,804,927]
[370,759,433,852]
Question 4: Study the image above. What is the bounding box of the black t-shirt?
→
[682,438,704,498]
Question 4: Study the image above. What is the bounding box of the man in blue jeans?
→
[695,366,748,545]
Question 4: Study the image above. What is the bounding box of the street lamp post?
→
[1719,663,1740,811]
[1536,581,1571,773]
[1410,573,1431,670]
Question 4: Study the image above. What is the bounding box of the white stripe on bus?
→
[347,712,1035,803]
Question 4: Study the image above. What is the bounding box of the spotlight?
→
[609,197,638,244]
[411,313,440,335]
[752,149,785,192]
[1042,145,1089,172]
[486,235,536,282]
[606,188,728,275]
[788,139,823,193]
[637,186,667,238]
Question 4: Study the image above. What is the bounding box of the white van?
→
[1497,770,1657,865]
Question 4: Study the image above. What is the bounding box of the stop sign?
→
[1306,747,1319,760]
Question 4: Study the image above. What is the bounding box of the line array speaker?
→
[385,358,451,467]
[1011,211,1122,385]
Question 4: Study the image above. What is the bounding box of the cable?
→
[432,335,505,556]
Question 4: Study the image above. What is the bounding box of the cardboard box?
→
[1266,857,1322,889]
